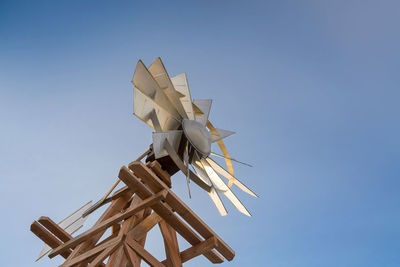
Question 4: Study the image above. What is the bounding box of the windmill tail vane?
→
[132,57,258,217]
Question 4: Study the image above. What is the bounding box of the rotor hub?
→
[182,119,211,158]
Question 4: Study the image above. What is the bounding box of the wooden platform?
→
[31,160,235,266]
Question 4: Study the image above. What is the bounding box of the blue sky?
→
[1,0,399,266]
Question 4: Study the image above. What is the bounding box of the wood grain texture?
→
[119,166,224,264]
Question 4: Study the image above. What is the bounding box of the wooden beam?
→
[49,190,166,258]
[127,212,161,242]
[125,238,164,267]
[111,186,132,200]
[123,243,140,267]
[88,241,121,267]
[106,245,128,267]
[147,161,171,188]
[61,190,133,264]
[159,220,182,267]
[129,162,234,261]
[38,216,72,243]
[119,166,224,264]
[180,237,217,263]
[61,237,120,267]
[30,221,72,259]
[107,195,142,267]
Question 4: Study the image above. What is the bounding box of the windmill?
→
[30,58,257,266]
[132,58,258,216]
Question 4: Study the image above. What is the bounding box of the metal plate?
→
[182,119,212,157]
[134,88,181,131]
[211,128,235,143]
[132,60,181,120]
[171,73,195,120]
[148,58,188,119]
[193,99,212,125]
[152,130,183,159]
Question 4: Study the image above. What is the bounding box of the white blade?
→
[36,201,92,261]
[200,159,251,216]
[148,58,188,119]
[205,157,258,198]
[134,88,181,131]
[132,60,181,120]
[211,128,235,143]
[171,73,195,120]
[152,131,183,159]
[193,99,212,125]
[192,162,227,216]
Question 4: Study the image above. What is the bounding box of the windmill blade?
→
[210,151,253,167]
[163,139,211,192]
[148,58,189,119]
[211,128,235,143]
[205,157,258,198]
[193,99,212,125]
[207,121,235,177]
[134,88,181,131]
[132,60,181,120]
[152,130,183,159]
[184,141,192,198]
[192,161,227,216]
[171,73,195,120]
[36,201,92,261]
[200,159,251,217]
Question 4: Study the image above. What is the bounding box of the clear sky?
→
[1,0,399,266]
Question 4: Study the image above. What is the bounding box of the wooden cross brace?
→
[31,160,233,266]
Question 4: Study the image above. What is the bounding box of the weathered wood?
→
[180,237,217,263]
[62,190,133,265]
[61,237,120,267]
[129,162,234,261]
[127,212,161,241]
[38,216,72,243]
[50,190,167,258]
[107,195,142,267]
[159,220,182,267]
[119,166,224,264]
[123,243,140,267]
[111,186,132,200]
[125,237,164,267]
[106,245,128,267]
[88,241,121,267]
[147,161,171,188]
[30,221,72,259]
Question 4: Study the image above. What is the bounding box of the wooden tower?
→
[30,160,235,266]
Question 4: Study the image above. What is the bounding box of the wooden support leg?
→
[62,190,132,267]
[159,220,182,267]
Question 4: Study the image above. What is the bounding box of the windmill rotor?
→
[132,57,257,216]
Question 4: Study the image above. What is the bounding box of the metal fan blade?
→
[170,73,195,120]
[36,201,92,261]
[163,139,211,192]
[205,157,258,198]
[132,60,181,120]
[207,121,235,176]
[134,88,181,131]
[211,128,235,143]
[208,186,228,216]
[192,160,227,216]
[152,130,183,159]
[200,159,251,217]
[148,58,189,119]
[193,99,212,125]
[210,151,253,167]
[184,141,191,198]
